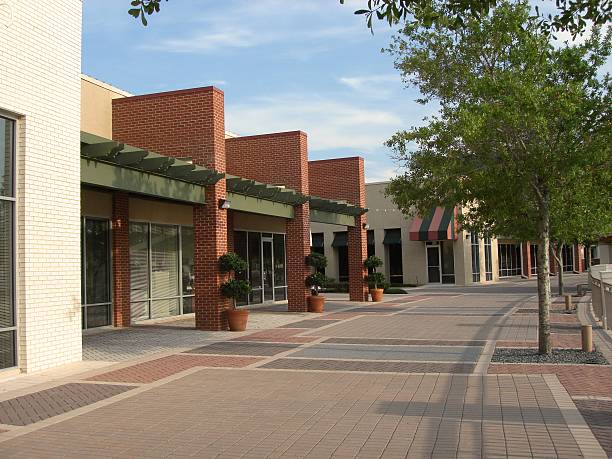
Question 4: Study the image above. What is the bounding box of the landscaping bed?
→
[492,348,608,365]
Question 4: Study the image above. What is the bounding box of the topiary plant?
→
[219,252,250,308]
[306,272,329,296]
[364,255,383,272]
[366,272,386,290]
[305,252,328,271]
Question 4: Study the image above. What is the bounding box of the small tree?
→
[219,253,250,309]
[305,253,328,296]
[364,256,386,290]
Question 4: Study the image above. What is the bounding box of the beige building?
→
[0,0,83,374]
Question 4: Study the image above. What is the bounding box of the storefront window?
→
[530,244,538,275]
[562,244,575,272]
[498,243,522,277]
[484,237,493,281]
[129,222,193,322]
[384,229,403,284]
[0,116,15,369]
[471,234,480,282]
[82,218,111,329]
[440,241,455,284]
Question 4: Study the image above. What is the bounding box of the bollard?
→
[582,325,592,353]
[565,294,572,312]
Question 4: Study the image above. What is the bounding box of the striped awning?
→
[409,207,457,241]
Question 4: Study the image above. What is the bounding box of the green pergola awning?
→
[309,196,367,217]
[81,132,225,187]
[226,175,309,206]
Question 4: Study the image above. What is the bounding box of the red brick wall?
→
[112,191,131,327]
[112,87,230,330]
[309,157,369,301]
[287,203,311,312]
[226,131,309,193]
[522,242,532,278]
[308,157,366,207]
[112,87,226,171]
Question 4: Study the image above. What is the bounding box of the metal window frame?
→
[470,234,481,283]
[81,216,113,330]
[129,220,195,321]
[0,114,16,372]
[484,237,493,281]
[497,243,522,278]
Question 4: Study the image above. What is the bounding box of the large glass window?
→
[129,223,193,322]
[530,244,538,275]
[82,218,111,329]
[484,237,493,281]
[0,116,15,370]
[562,244,575,272]
[384,229,403,284]
[234,230,286,305]
[471,234,480,282]
[498,243,522,277]
[440,241,455,284]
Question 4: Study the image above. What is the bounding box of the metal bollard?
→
[565,294,572,312]
[581,325,592,353]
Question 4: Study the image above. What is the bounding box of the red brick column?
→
[348,214,369,301]
[549,247,558,275]
[227,210,235,253]
[522,242,532,278]
[287,203,311,312]
[194,182,230,330]
[575,244,584,272]
[112,191,131,327]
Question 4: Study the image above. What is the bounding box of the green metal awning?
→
[81,132,224,203]
[383,228,402,245]
[331,231,348,247]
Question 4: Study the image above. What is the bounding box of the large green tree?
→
[385,1,611,353]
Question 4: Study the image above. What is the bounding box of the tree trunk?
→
[536,207,552,354]
[553,244,564,297]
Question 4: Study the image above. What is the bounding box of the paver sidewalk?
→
[0,277,609,458]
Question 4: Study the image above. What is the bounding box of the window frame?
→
[0,114,16,371]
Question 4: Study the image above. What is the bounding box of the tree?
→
[341,0,611,36]
[385,1,611,354]
[126,0,611,36]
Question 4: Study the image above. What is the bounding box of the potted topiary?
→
[219,252,251,331]
[364,255,385,302]
[305,252,328,313]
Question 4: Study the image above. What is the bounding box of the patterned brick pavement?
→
[324,337,488,346]
[184,341,299,356]
[488,364,612,397]
[496,333,582,349]
[574,399,612,457]
[261,358,476,374]
[0,383,133,426]
[279,319,341,328]
[230,328,319,343]
[88,354,261,384]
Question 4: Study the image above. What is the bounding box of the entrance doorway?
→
[234,231,287,305]
[426,241,455,284]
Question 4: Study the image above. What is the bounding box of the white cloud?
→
[364,159,399,182]
[339,74,401,98]
[226,93,403,151]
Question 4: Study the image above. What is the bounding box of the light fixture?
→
[218,199,231,209]
[362,223,370,230]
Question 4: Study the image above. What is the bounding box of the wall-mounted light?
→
[218,199,231,209]
[363,223,370,230]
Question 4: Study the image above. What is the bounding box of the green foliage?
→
[340,0,610,37]
[219,252,248,274]
[128,0,167,26]
[305,252,328,270]
[220,279,251,301]
[366,272,387,290]
[306,272,329,295]
[384,1,611,352]
[364,255,383,271]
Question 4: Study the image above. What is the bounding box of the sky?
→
[82,0,428,182]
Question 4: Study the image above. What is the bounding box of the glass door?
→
[427,245,441,283]
[262,235,274,302]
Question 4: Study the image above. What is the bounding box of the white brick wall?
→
[0,0,83,372]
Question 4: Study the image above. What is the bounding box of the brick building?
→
[77,76,368,334]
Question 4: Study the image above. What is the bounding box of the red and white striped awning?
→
[409,207,458,241]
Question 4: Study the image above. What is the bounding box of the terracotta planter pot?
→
[227,308,249,331]
[307,295,325,313]
[370,288,384,302]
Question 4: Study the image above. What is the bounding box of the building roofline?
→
[81,74,133,97]
[112,85,224,104]
[366,180,391,185]
[225,130,307,141]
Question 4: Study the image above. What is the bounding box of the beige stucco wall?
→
[81,75,130,138]
[1,0,83,372]
[129,197,193,226]
[232,211,287,233]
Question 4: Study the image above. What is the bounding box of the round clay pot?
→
[370,288,384,302]
[307,295,325,313]
[227,308,249,331]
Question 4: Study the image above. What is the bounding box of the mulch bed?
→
[491,348,608,365]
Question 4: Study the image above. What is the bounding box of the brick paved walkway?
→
[0,275,610,458]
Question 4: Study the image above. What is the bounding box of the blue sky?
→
[82,0,430,182]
